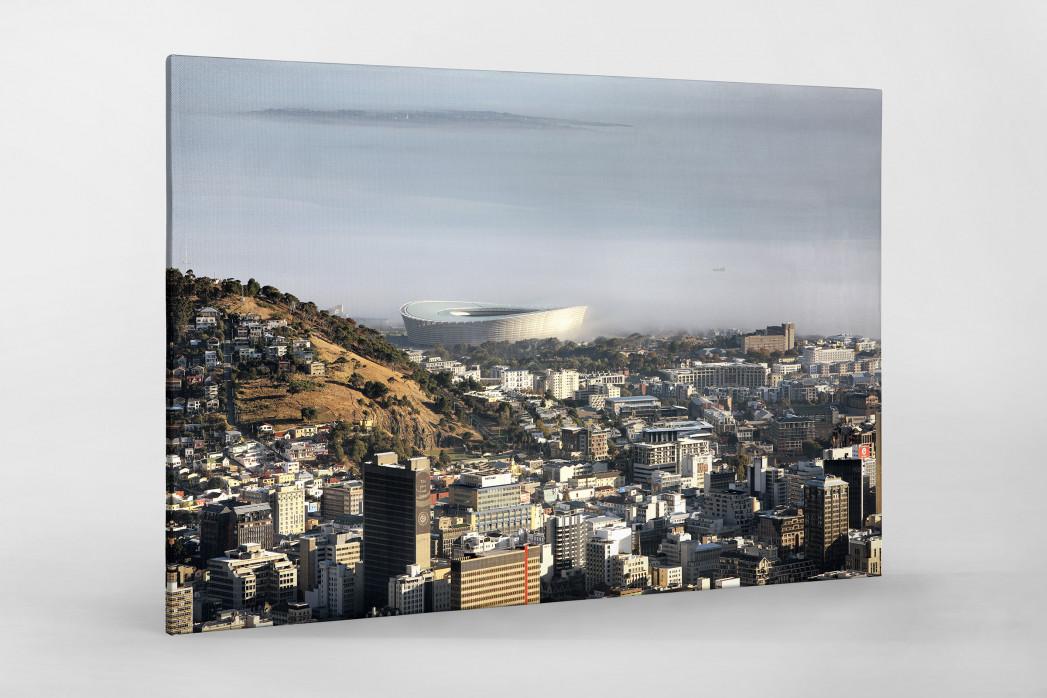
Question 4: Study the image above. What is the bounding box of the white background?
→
[2,2,1044,696]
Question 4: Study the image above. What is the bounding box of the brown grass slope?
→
[217,296,465,452]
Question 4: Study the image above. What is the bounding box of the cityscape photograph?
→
[166,57,882,634]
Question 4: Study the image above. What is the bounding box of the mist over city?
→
[169,57,881,339]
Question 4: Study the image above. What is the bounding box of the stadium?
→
[400,301,587,346]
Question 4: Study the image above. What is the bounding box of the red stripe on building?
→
[523,545,529,604]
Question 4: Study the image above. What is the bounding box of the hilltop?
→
[166,269,476,459]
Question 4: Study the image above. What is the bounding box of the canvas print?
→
[165,56,882,634]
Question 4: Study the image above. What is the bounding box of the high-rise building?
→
[822,458,869,529]
[767,415,817,458]
[748,456,789,509]
[450,546,542,610]
[321,480,363,519]
[298,531,362,592]
[363,453,432,611]
[704,489,758,536]
[165,565,193,635]
[741,323,795,353]
[310,560,363,619]
[631,425,714,486]
[198,501,274,562]
[803,475,850,572]
[545,369,581,400]
[446,472,541,534]
[545,512,587,573]
[754,506,805,559]
[244,485,306,536]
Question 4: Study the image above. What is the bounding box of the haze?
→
[168,57,881,338]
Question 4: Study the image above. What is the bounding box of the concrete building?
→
[545,369,581,400]
[802,346,856,365]
[662,362,769,388]
[244,485,306,536]
[363,454,432,611]
[846,530,883,575]
[803,475,850,572]
[651,563,683,589]
[754,506,805,559]
[298,531,362,592]
[704,489,758,536]
[450,546,543,610]
[741,323,795,353]
[610,554,650,589]
[321,480,363,519]
[206,544,297,611]
[446,472,542,534]
[768,415,817,458]
[546,512,588,573]
[631,424,714,486]
[165,566,193,635]
[748,456,789,509]
[272,601,315,625]
[198,501,275,562]
[388,564,432,615]
[310,559,363,619]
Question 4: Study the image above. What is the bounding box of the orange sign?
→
[859,445,871,459]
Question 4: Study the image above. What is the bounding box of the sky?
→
[168,56,881,338]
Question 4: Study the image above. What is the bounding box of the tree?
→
[438,450,450,466]
[802,440,822,460]
[301,406,319,421]
[733,454,751,481]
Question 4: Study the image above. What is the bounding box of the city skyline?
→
[168,57,881,338]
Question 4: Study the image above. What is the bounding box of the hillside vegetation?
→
[167,269,475,459]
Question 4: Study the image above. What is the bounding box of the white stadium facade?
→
[400,301,587,346]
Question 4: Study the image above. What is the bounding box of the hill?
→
[166,269,476,460]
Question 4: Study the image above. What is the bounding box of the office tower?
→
[874,412,882,515]
[559,426,588,457]
[311,560,363,619]
[446,472,541,533]
[388,564,433,615]
[803,475,850,572]
[754,506,805,559]
[244,485,306,536]
[546,512,587,572]
[822,458,868,529]
[450,546,542,610]
[206,543,297,610]
[164,565,193,635]
[298,532,362,592]
[198,501,274,562]
[704,489,758,536]
[321,480,363,519]
[363,453,431,611]
[610,554,650,589]
[748,456,789,509]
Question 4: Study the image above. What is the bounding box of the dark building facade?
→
[754,505,805,559]
[363,453,431,611]
[198,501,274,562]
[823,458,870,529]
[803,475,849,572]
